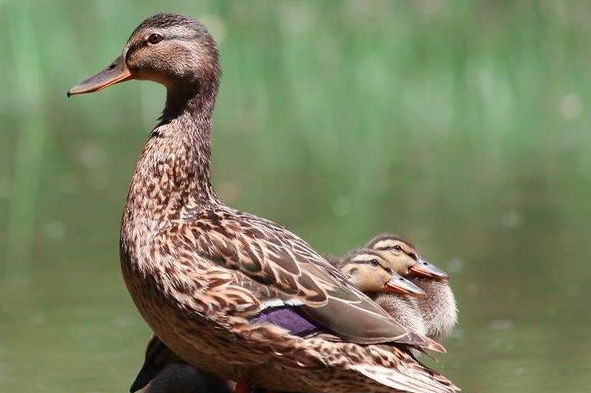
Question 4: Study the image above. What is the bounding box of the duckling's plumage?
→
[335,249,426,336]
[367,234,458,342]
[70,14,458,393]
[335,248,425,297]
[373,295,426,337]
[412,279,458,342]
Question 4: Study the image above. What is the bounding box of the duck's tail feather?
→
[395,331,446,354]
[350,363,460,393]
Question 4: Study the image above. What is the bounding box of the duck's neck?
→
[122,84,220,239]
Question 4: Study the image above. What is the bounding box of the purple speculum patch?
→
[250,307,319,336]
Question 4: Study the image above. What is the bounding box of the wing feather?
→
[177,207,442,349]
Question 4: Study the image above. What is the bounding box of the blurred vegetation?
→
[1,1,591,392]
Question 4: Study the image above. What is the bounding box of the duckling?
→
[335,248,426,336]
[335,248,424,297]
[130,336,232,393]
[367,235,458,342]
[68,13,458,393]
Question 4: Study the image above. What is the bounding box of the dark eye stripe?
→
[349,259,383,267]
[127,33,200,57]
[158,33,198,41]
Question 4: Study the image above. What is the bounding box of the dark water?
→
[2,1,591,392]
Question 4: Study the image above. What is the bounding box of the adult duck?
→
[130,249,425,393]
[68,13,458,393]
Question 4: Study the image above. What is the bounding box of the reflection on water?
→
[2,1,591,393]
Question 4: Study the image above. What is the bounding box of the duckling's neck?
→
[122,85,220,238]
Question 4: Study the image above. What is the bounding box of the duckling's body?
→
[413,279,457,342]
[70,14,458,393]
[373,294,426,336]
[367,235,458,342]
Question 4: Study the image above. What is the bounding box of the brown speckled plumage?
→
[131,249,442,393]
[70,13,459,393]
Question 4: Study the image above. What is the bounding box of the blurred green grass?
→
[1,1,591,393]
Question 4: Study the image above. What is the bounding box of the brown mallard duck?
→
[130,249,425,393]
[367,235,458,342]
[68,13,458,393]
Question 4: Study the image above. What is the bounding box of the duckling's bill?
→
[409,259,449,280]
[67,55,132,97]
[384,274,425,296]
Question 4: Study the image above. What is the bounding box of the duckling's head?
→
[130,336,183,393]
[366,234,449,280]
[366,235,419,275]
[337,248,424,296]
[68,13,220,96]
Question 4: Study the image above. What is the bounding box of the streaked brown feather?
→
[168,207,434,346]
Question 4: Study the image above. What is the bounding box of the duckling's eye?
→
[147,33,164,45]
[390,245,403,252]
[370,259,380,267]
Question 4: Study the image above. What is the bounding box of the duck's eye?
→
[370,259,380,267]
[391,245,403,252]
[147,33,164,45]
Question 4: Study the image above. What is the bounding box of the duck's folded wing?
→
[183,209,444,351]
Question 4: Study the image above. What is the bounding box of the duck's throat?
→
[122,86,220,236]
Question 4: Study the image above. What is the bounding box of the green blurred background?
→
[1,1,591,392]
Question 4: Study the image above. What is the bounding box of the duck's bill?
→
[384,274,425,297]
[67,55,132,97]
[409,259,449,280]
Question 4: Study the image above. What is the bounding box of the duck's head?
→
[130,336,183,393]
[68,13,220,97]
[337,248,424,296]
[366,234,449,280]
